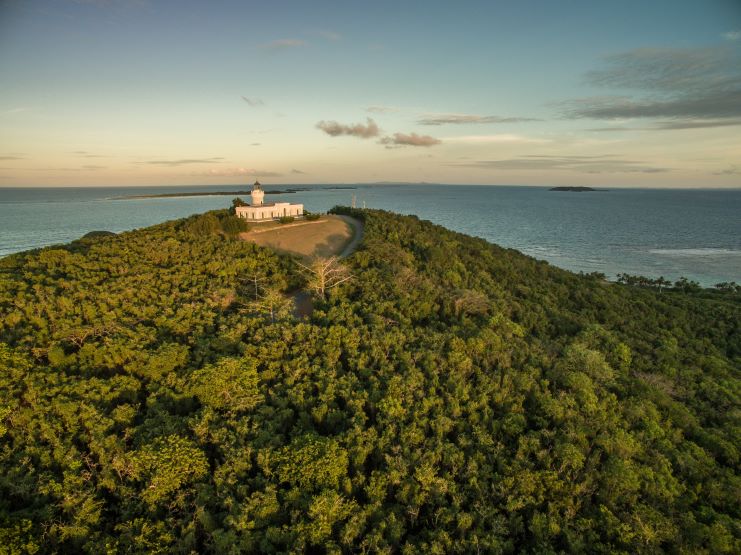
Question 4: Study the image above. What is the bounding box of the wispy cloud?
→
[316,118,380,138]
[260,38,306,50]
[418,113,540,125]
[366,105,400,114]
[561,47,741,127]
[1,107,27,115]
[722,30,741,41]
[291,168,306,174]
[379,132,441,147]
[241,96,265,107]
[143,157,224,167]
[444,134,550,144]
[72,150,107,158]
[0,155,25,161]
[193,167,282,177]
[34,165,107,172]
[588,119,741,131]
[453,154,670,174]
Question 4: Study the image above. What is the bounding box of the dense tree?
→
[0,207,738,553]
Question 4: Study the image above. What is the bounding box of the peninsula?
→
[115,185,357,201]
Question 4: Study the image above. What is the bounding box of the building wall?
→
[236,203,304,221]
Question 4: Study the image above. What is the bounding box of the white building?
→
[235,181,304,221]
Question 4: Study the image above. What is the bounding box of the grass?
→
[240,215,354,260]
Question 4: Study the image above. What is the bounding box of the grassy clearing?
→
[239,215,354,260]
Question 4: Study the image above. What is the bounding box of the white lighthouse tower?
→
[250,180,264,206]
[235,180,304,221]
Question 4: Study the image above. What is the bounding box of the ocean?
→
[1,184,739,287]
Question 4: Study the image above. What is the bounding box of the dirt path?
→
[337,215,364,258]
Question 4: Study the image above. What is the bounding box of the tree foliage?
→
[0,207,739,553]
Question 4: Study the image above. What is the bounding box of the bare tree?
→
[297,256,353,300]
[243,271,267,300]
[245,286,293,322]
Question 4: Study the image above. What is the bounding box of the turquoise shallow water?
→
[1,184,739,287]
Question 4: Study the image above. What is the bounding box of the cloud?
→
[453,154,670,174]
[588,119,741,131]
[366,105,400,114]
[72,150,107,158]
[242,96,265,107]
[417,113,540,125]
[561,47,741,126]
[722,30,741,41]
[143,157,224,167]
[193,168,282,177]
[1,108,27,115]
[714,165,740,175]
[563,92,741,120]
[251,142,261,146]
[316,118,380,138]
[291,168,306,174]
[444,134,550,144]
[260,38,306,50]
[34,165,107,172]
[0,155,24,161]
[379,132,441,147]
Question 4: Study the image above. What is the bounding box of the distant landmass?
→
[550,186,605,192]
[116,186,357,200]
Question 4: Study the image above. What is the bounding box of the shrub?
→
[278,216,295,224]
[305,213,321,221]
[185,213,220,236]
[220,215,249,236]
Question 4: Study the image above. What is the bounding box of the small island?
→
[549,186,604,192]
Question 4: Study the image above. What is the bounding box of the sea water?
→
[1,184,739,287]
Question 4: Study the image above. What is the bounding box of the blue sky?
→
[1,0,739,186]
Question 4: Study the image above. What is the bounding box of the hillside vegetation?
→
[0,208,739,554]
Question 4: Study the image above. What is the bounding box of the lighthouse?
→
[250,180,264,206]
[235,180,304,221]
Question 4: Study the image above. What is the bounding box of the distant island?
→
[549,186,605,192]
[116,185,356,200]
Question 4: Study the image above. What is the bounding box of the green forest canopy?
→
[0,207,739,553]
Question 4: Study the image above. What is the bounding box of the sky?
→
[0,0,740,187]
